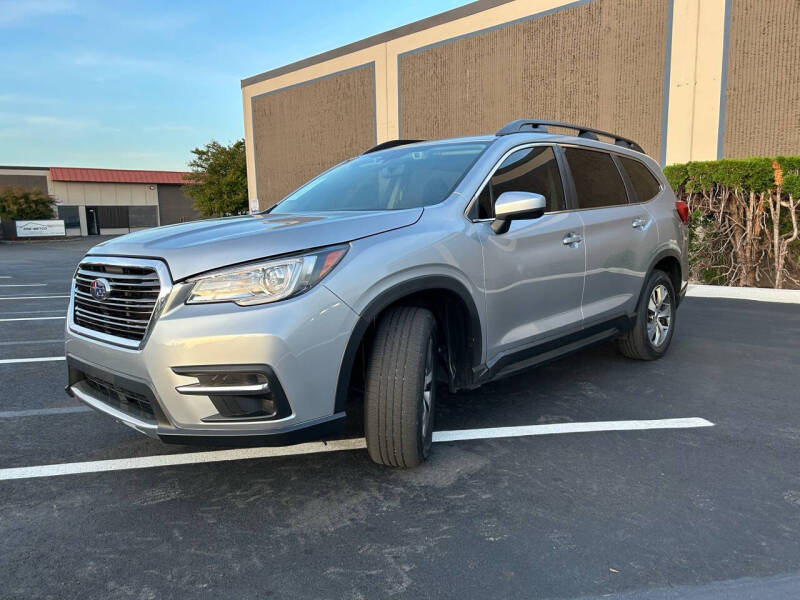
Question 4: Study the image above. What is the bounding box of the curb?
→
[686,284,800,304]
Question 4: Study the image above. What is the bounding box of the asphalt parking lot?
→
[1,238,800,599]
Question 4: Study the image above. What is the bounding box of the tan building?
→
[241,0,800,211]
[0,166,200,237]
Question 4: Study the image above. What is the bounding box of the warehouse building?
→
[241,0,799,211]
[0,166,200,237]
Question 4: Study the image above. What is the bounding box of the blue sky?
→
[0,0,466,171]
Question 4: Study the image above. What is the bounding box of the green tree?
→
[183,139,248,217]
[0,187,56,220]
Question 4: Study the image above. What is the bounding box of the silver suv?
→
[65,119,689,467]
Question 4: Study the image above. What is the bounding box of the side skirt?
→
[475,315,633,385]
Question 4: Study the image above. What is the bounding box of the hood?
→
[89,209,422,280]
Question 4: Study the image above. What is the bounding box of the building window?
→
[128,206,158,228]
[97,206,130,229]
[57,206,80,228]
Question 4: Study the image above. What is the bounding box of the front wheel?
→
[616,269,676,360]
[364,306,437,468]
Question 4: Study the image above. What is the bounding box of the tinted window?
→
[129,205,159,228]
[97,206,129,228]
[272,142,488,213]
[564,147,628,209]
[476,146,565,218]
[57,206,80,228]
[619,156,661,202]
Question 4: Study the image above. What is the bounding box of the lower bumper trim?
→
[158,413,347,448]
[70,382,159,437]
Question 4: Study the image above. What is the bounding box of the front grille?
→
[84,374,155,416]
[73,261,161,343]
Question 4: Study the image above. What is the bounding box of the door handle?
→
[562,232,583,247]
[632,218,648,230]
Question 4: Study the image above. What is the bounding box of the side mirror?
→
[491,191,547,234]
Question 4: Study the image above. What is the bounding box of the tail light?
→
[675,201,689,224]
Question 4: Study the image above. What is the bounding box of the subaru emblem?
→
[90,278,111,301]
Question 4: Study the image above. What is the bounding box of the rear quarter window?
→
[619,156,661,202]
[563,147,628,209]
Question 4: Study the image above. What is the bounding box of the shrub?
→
[667,156,800,289]
[0,187,56,220]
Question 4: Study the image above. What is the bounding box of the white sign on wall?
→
[15,220,66,237]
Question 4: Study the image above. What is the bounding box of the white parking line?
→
[0,418,714,481]
[0,356,65,365]
[0,309,67,314]
[0,316,65,322]
[0,295,70,300]
[0,284,47,287]
[432,417,714,441]
[0,407,91,418]
[0,339,64,346]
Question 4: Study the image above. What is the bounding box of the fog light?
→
[195,372,269,390]
[172,366,289,421]
[175,371,270,396]
[207,394,276,420]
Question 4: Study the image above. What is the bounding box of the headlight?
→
[186,245,348,306]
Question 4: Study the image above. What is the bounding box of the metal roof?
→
[49,167,192,185]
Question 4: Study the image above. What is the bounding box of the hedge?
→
[664,156,800,289]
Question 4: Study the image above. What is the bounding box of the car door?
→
[561,146,658,327]
[472,145,586,362]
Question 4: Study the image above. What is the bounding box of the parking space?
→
[1,239,800,599]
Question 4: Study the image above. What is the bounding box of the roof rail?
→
[495,119,644,153]
[363,139,425,154]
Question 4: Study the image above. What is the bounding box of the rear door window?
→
[476,146,565,218]
[619,156,661,202]
[563,147,628,209]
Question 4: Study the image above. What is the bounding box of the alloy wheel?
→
[647,284,672,347]
[421,337,434,440]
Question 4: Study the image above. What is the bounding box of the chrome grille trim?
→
[74,289,157,305]
[76,268,159,281]
[68,256,173,350]
[74,308,150,327]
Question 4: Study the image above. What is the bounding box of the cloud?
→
[144,124,197,133]
[71,51,164,73]
[0,112,88,130]
[0,93,56,104]
[66,51,229,84]
[22,115,87,129]
[125,13,199,32]
[121,151,168,159]
[0,0,76,27]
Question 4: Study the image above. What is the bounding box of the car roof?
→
[363,119,649,159]
[364,133,650,162]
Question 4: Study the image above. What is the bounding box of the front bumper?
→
[65,276,360,445]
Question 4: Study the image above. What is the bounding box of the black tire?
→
[364,306,437,468]
[616,269,677,360]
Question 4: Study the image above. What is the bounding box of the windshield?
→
[270,142,489,213]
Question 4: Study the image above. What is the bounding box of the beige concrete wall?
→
[664,0,727,164]
[52,182,159,207]
[250,64,376,208]
[242,49,388,211]
[242,0,799,202]
[241,0,592,209]
[397,0,669,159]
[721,0,800,158]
